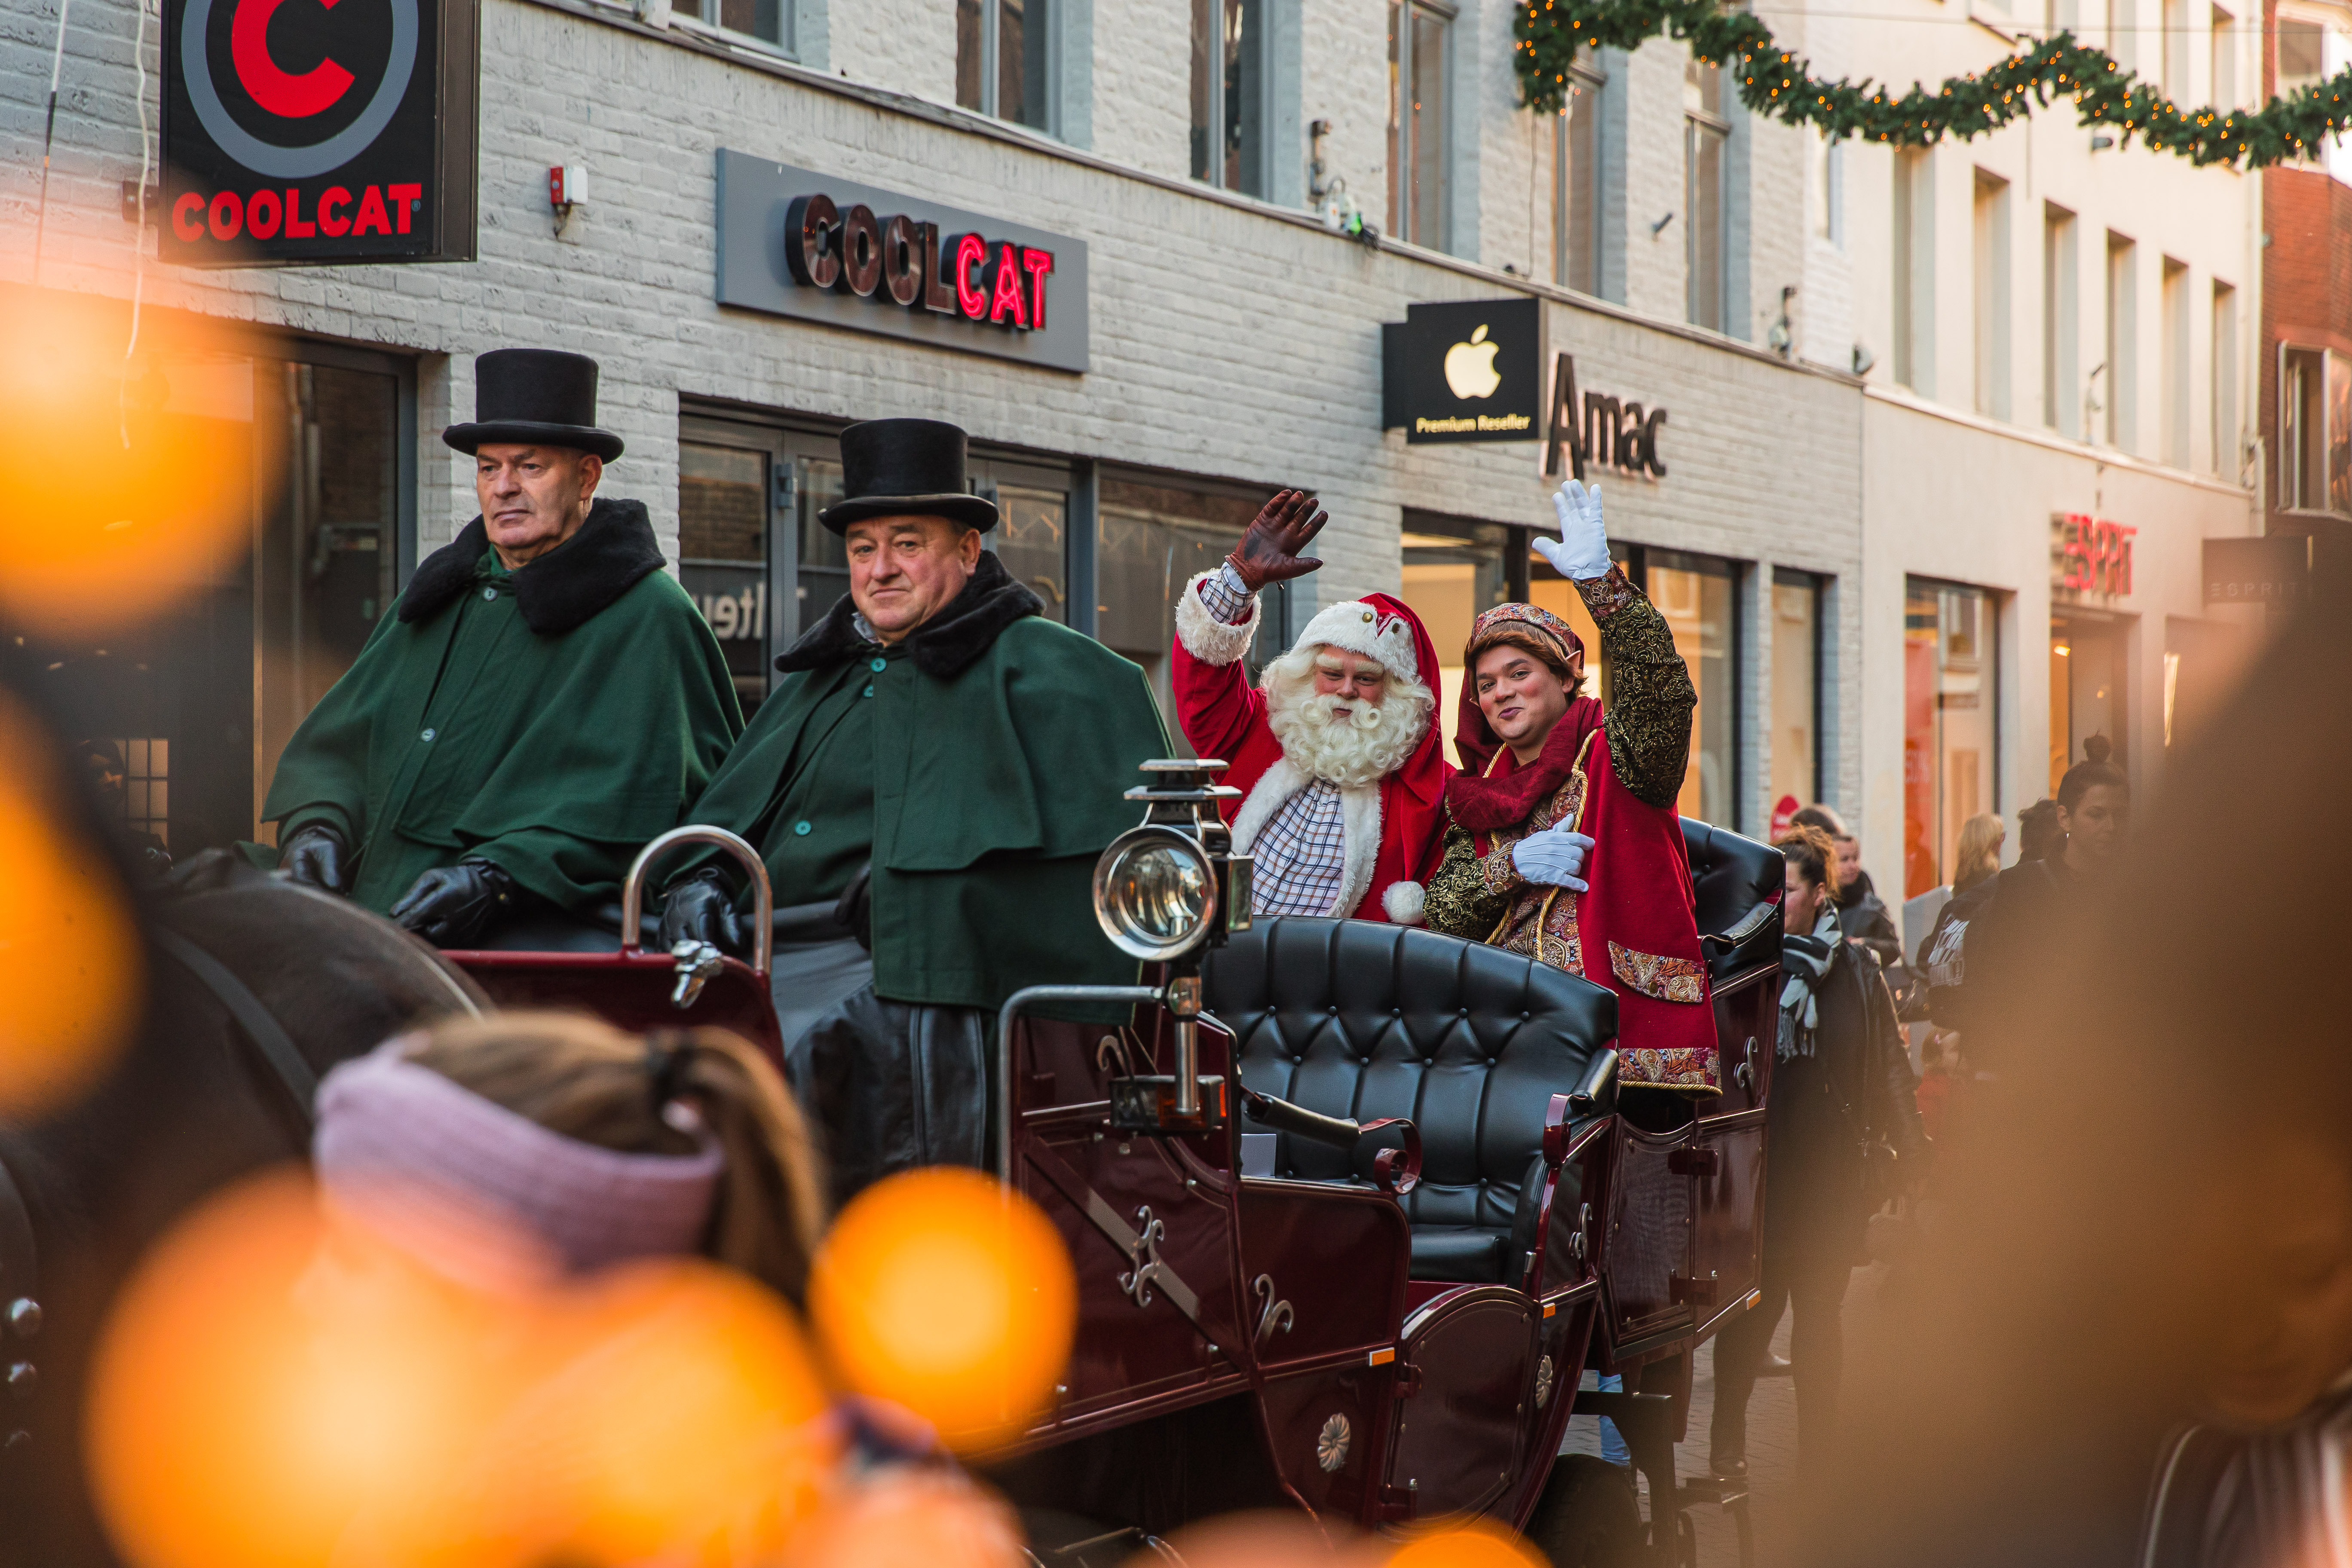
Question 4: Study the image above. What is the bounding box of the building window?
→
[1903,579,1999,899]
[2211,6,2236,108]
[1191,0,1265,194]
[2043,203,2079,435]
[2049,613,2126,796]
[2162,0,2190,98]
[2161,257,2191,467]
[1097,474,1288,728]
[1893,148,1933,393]
[2108,0,2137,72]
[2104,231,2137,450]
[1649,550,1740,827]
[2276,12,2352,177]
[1771,570,1822,815]
[2281,344,2351,514]
[679,441,774,714]
[1553,69,1603,294]
[1684,58,1729,333]
[1388,0,1452,249]
[675,0,790,49]
[2211,280,2238,478]
[1973,170,2011,420]
[956,0,1054,132]
[1809,128,1842,246]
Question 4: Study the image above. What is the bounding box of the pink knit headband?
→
[313,1038,723,1290]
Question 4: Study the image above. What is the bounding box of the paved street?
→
[1562,1265,1889,1568]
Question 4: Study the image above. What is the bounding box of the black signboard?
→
[1381,297,1544,444]
[162,0,477,265]
[2203,534,2309,606]
[714,150,1089,374]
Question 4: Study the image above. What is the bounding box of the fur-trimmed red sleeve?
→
[1171,571,1267,764]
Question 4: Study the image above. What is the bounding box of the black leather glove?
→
[388,858,518,947]
[833,863,873,952]
[658,867,744,956]
[278,823,351,894]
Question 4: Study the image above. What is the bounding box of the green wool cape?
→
[686,555,1169,1012]
[261,499,742,916]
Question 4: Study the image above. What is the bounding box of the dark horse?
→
[0,838,487,1567]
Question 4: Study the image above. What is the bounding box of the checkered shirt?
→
[1197,566,1352,918]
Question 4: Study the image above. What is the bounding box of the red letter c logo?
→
[230,0,353,118]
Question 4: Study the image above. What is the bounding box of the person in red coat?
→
[1170,490,1449,924]
[1421,479,1717,1093]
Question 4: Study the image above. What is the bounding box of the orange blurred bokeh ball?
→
[87,1170,837,1568]
[0,692,142,1115]
[809,1167,1077,1452]
[0,281,263,634]
[1385,1521,1548,1568]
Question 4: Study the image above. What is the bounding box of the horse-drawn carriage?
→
[443,760,1786,1565]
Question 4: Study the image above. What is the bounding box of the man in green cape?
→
[262,349,741,945]
[659,417,1167,1200]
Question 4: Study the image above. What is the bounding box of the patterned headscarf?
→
[1465,602,1585,673]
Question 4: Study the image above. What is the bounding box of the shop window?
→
[957,0,1055,133]
[679,441,773,714]
[1191,0,1266,195]
[1770,570,1822,815]
[2280,345,2351,514]
[1553,67,1604,293]
[1684,58,1729,333]
[1648,551,1739,827]
[1096,474,1288,732]
[1387,0,1452,249]
[1398,516,1528,766]
[674,0,790,51]
[1902,579,1999,898]
[2050,613,2128,794]
[976,465,1071,624]
[7,347,411,856]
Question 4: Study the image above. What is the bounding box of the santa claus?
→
[1170,489,1449,925]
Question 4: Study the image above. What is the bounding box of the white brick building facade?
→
[6,0,1873,851]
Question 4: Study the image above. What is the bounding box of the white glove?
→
[1512,826,1596,892]
[1533,478,1612,581]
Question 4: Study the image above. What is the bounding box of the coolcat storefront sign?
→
[714,150,1090,374]
[162,0,478,264]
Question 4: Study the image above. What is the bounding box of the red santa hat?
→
[1287,596,1430,688]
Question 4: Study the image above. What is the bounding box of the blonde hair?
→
[404,1012,827,1305]
[1953,812,2006,892]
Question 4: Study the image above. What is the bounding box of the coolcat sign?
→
[162,0,478,264]
[715,151,1090,374]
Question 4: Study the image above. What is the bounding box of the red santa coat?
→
[1170,578,1449,922]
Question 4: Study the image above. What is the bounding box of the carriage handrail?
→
[995,984,1167,1179]
[620,826,775,979]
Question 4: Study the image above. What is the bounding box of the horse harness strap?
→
[153,929,319,1130]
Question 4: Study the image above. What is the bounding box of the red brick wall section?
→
[2262,165,2352,530]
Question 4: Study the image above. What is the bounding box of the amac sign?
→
[162,0,478,264]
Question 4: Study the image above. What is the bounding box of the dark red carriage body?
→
[436,808,1785,1562]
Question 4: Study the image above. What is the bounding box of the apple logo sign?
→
[1443,324,1503,400]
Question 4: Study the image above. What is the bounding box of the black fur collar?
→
[397,498,665,635]
[775,549,1043,680]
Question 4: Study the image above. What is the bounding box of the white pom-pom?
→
[1383,880,1426,926]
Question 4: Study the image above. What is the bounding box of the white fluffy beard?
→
[1262,650,1433,787]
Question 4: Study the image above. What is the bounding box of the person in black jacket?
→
[1710,825,1927,1485]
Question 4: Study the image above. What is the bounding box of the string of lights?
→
[1513,0,2352,167]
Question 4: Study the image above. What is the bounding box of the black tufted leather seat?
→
[1682,818,1785,983]
[1204,919,1616,1285]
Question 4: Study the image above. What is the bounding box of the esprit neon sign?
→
[784,194,1056,333]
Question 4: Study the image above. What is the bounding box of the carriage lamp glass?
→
[1093,826,1216,962]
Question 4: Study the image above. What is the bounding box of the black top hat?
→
[818,418,998,535]
[442,349,625,462]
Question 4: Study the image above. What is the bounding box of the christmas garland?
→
[1513,0,2352,168]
